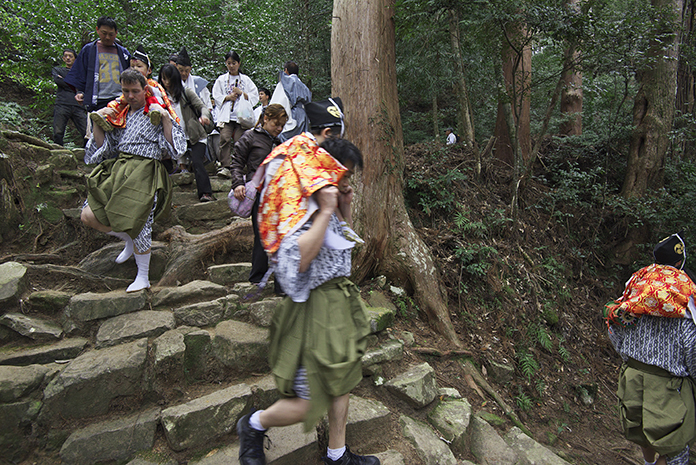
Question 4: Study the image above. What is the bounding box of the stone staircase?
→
[1,145,574,465]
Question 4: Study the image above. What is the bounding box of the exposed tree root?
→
[157,220,253,287]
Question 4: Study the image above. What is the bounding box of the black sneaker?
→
[323,445,380,465]
[237,411,267,465]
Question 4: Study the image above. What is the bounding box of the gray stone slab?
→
[174,298,226,327]
[212,320,269,372]
[438,387,462,399]
[171,191,199,205]
[0,337,88,366]
[161,383,251,451]
[41,338,148,420]
[505,426,571,465]
[427,398,472,455]
[373,450,405,465]
[252,374,281,409]
[126,457,177,465]
[96,310,176,348]
[265,422,318,465]
[385,362,439,408]
[27,290,71,314]
[0,400,42,463]
[0,262,28,307]
[154,329,186,366]
[365,306,395,333]
[176,199,232,221]
[0,365,50,402]
[346,395,391,450]
[400,415,457,465]
[362,339,404,368]
[184,330,211,382]
[189,443,239,464]
[0,313,63,340]
[209,178,232,193]
[470,415,518,465]
[153,280,228,307]
[170,171,194,186]
[66,289,148,322]
[208,263,253,285]
[59,408,160,464]
[248,298,283,327]
[366,289,397,312]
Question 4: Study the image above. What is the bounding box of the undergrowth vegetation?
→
[403,136,696,415]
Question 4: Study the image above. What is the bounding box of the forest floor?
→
[0,77,649,465]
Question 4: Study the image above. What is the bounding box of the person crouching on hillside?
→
[606,232,696,465]
[80,68,186,292]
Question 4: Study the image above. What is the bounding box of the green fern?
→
[515,388,533,411]
[528,324,552,351]
[558,345,570,363]
[517,351,539,381]
[535,379,546,396]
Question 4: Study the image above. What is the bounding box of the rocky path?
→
[1,145,573,464]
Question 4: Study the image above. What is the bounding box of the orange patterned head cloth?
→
[258,133,347,254]
[604,263,696,327]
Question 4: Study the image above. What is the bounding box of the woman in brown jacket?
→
[231,104,287,284]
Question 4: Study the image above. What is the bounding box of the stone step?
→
[95,310,176,348]
[0,313,63,341]
[78,242,168,281]
[400,415,457,465]
[187,394,391,465]
[152,280,228,308]
[40,338,148,421]
[0,337,88,366]
[161,383,251,451]
[59,408,161,464]
[385,362,439,408]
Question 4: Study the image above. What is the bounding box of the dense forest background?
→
[2,0,696,300]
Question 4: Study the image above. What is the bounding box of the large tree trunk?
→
[494,20,532,166]
[559,0,583,136]
[449,9,478,153]
[332,0,461,347]
[622,0,684,198]
[676,0,696,159]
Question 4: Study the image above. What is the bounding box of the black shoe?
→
[323,445,380,465]
[237,411,267,465]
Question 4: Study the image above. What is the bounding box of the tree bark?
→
[332,0,461,347]
[559,0,583,136]
[676,0,695,159]
[494,20,532,166]
[449,9,478,153]
[621,0,684,198]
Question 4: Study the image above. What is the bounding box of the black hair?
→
[96,16,118,31]
[320,138,363,170]
[158,64,184,103]
[310,125,342,137]
[258,87,270,98]
[284,61,299,75]
[119,68,146,88]
[63,48,77,58]
[168,53,178,63]
[225,50,241,63]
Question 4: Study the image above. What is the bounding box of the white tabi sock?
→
[327,446,346,461]
[249,410,266,431]
[107,231,134,263]
[127,252,151,292]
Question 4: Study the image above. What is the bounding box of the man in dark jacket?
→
[65,16,131,112]
[52,49,86,146]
